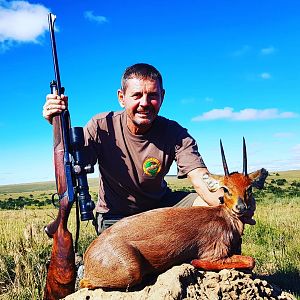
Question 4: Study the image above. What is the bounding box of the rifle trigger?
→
[51,193,60,208]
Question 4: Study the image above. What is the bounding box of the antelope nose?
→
[236,198,247,213]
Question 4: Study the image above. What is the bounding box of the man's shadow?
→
[257,269,300,296]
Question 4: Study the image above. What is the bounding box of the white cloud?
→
[180,97,195,104]
[0,0,49,50]
[232,45,276,58]
[204,97,214,102]
[250,158,300,172]
[192,107,299,122]
[192,107,233,121]
[260,46,275,55]
[180,97,213,104]
[232,45,251,57]
[273,132,294,138]
[292,144,300,158]
[259,72,271,79]
[84,11,108,24]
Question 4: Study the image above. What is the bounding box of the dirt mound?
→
[64,264,296,300]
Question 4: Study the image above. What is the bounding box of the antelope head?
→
[207,138,268,216]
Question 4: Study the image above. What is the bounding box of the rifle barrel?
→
[48,13,63,95]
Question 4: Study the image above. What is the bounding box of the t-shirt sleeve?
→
[175,128,206,178]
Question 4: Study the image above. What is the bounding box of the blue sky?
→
[0,0,299,185]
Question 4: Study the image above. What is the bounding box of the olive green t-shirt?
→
[84,110,206,216]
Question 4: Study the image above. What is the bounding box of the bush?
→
[291,181,300,188]
[276,179,287,186]
[0,197,53,210]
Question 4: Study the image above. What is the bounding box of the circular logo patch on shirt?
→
[143,157,161,177]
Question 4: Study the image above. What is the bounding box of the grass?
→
[0,171,299,299]
[243,202,300,296]
[0,209,95,300]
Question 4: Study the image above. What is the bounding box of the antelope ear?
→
[203,173,225,192]
[249,168,268,189]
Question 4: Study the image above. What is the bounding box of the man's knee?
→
[94,213,124,235]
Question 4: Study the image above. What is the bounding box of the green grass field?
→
[0,170,299,299]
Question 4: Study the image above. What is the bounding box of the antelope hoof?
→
[80,278,97,289]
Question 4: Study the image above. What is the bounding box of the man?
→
[43,63,224,234]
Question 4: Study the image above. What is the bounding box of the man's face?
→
[118,77,165,134]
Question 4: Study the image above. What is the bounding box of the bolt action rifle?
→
[44,13,95,300]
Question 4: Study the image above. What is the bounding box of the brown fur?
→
[80,169,267,289]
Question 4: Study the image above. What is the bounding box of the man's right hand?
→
[43,94,68,124]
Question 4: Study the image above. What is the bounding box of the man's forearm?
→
[188,168,223,206]
[193,182,222,206]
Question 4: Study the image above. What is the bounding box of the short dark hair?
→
[121,63,163,92]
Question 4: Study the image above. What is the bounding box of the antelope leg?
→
[191,255,255,271]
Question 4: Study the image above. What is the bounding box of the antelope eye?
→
[223,187,231,195]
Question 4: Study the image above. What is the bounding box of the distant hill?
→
[0,170,299,194]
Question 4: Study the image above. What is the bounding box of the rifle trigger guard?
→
[51,193,60,208]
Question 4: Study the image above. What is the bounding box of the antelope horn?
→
[243,137,248,176]
[220,139,229,176]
